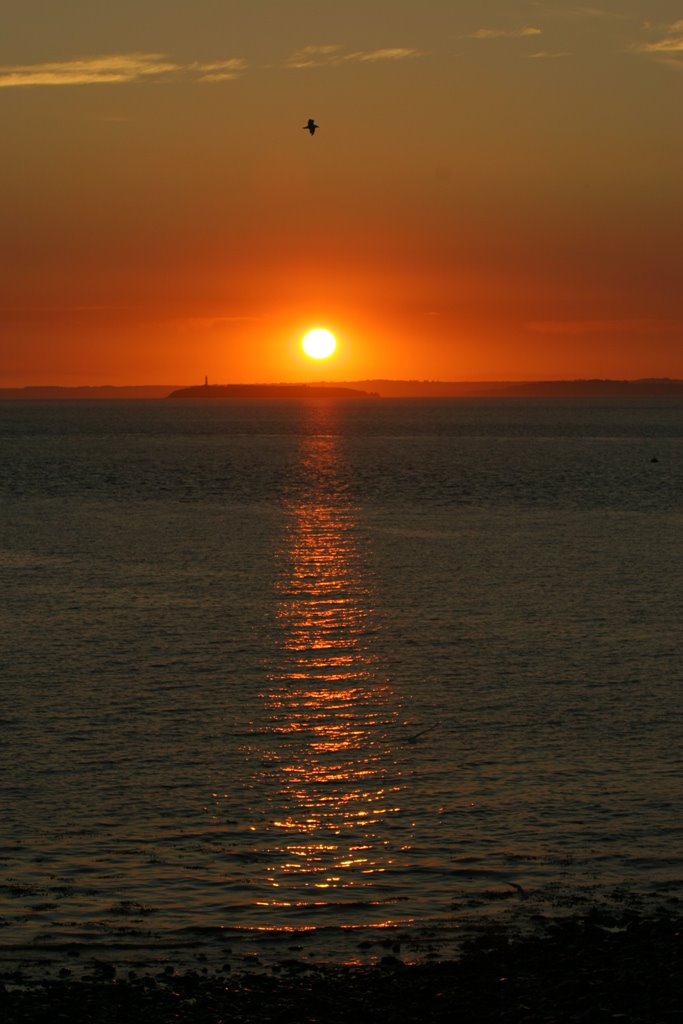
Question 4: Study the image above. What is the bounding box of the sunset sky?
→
[1,0,682,385]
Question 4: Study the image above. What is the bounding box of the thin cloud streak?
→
[527,51,571,59]
[0,53,248,88]
[0,47,421,87]
[0,54,180,88]
[634,19,683,55]
[347,47,427,63]
[192,58,248,82]
[468,27,543,40]
[285,45,427,69]
[285,44,344,68]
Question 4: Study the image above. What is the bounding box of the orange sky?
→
[1,1,682,385]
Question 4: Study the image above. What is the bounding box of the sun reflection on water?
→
[259,432,402,903]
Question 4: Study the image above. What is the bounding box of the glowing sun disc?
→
[302,328,337,359]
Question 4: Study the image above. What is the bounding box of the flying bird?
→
[505,882,529,900]
[403,724,439,744]
[303,118,319,135]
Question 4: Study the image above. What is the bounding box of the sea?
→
[1,397,681,975]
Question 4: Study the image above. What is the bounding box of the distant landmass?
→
[347,379,683,397]
[0,385,182,400]
[167,384,377,399]
[1,379,683,400]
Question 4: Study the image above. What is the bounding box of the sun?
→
[302,328,337,360]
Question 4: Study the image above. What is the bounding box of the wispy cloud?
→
[468,27,543,40]
[633,19,683,65]
[347,47,426,63]
[0,53,248,88]
[285,44,427,69]
[0,46,424,87]
[285,44,343,68]
[0,54,179,88]
[528,319,679,335]
[526,50,571,59]
[192,58,248,82]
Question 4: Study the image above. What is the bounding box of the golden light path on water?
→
[255,424,405,937]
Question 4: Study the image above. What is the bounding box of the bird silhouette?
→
[403,724,439,744]
[303,118,319,135]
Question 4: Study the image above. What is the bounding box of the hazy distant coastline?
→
[167,384,377,400]
[358,379,683,398]
[1,379,683,400]
[0,386,183,400]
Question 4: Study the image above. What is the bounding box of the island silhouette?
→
[167,384,376,399]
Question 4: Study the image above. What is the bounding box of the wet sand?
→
[2,908,681,1023]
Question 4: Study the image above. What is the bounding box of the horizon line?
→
[2,376,683,389]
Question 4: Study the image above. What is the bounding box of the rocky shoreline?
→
[2,907,681,1023]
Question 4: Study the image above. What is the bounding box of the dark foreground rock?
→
[1,909,681,1023]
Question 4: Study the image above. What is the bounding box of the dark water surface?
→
[1,398,681,972]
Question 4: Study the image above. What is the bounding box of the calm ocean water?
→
[1,398,682,972]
